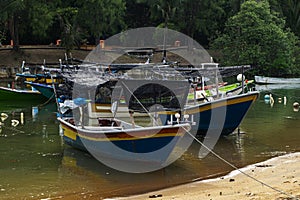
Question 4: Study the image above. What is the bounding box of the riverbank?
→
[114,152,300,200]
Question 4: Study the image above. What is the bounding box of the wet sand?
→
[113,152,300,200]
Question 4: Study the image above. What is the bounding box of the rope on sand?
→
[184,128,299,200]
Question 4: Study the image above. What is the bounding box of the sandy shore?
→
[113,152,300,200]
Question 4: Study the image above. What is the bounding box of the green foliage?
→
[56,6,80,54]
[76,0,126,42]
[212,0,299,77]
[175,0,228,44]
[27,1,55,38]
[125,0,154,28]
[0,0,26,49]
[0,0,299,77]
[270,0,300,37]
[139,0,180,28]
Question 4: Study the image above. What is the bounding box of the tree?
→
[0,22,6,46]
[176,0,227,46]
[55,6,81,55]
[271,0,300,37]
[125,0,155,28]
[27,1,56,38]
[212,0,298,77]
[76,0,126,44]
[0,0,57,50]
[140,0,180,29]
[0,0,26,50]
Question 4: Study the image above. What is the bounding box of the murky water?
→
[0,85,299,199]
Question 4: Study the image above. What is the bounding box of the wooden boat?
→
[188,80,254,103]
[16,72,62,83]
[0,86,47,102]
[79,84,258,137]
[255,83,300,91]
[24,81,54,99]
[16,60,63,84]
[58,117,190,165]
[161,91,259,136]
[255,75,300,84]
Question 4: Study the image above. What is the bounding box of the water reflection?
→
[0,103,63,199]
[0,85,299,199]
[58,135,245,199]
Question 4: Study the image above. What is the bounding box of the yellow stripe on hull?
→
[25,77,37,82]
[62,124,77,140]
[186,93,258,114]
[77,132,184,142]
[160,92,259,115]
[61,122,185,142]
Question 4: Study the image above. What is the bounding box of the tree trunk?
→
[13,14,20,51]
[8,15,20,51]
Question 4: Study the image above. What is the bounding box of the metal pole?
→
[215,64,219,98]
[241,66,244,94]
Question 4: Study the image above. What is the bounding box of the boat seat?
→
[98,118,119,127]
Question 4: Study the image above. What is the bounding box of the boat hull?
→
[25,82,54,99]
[161,91,259,136]
[255,75,300,84]
[0,86,47,102]
[59,118,190,164]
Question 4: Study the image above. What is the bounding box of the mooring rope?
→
[38,93,55,108]
[1,126,25,134]
[120,81,160,126]
[184,127,299,200]
[97,74,298,198]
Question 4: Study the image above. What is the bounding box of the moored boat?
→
[189,80,254,101]
[190,91,259,136]
[160,91,259,136]
[255,75,300,84]
[0,86,47,102]
[24,81,54,99]
[58,117,191,169]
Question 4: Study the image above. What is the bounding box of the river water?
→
[0,85,299,199]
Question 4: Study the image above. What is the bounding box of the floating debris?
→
[293,102,299,112]
[1,113,8,122]
[149,194,163,198]
[20,112,24,125]
[11,119,19,127]
[284,96,287,105]
[255,164,273,168]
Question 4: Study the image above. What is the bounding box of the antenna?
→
[162,27,167,64]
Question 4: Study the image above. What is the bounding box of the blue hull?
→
[195,99,254,135]
[59,119,188,165]
[72,136,178,162]
[162,92,259,136]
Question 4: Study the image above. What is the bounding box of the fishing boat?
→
[58,117,190,166]
[57,62,258,137]
[24,81,54,99]
[160,90,259,136]
[56,66,193,171]
[186,91,259,136]
[15,60,62,83]
[189,80,254,102]
[0,86,47,102]
[255,83,300,91]
[255,75,300,84]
